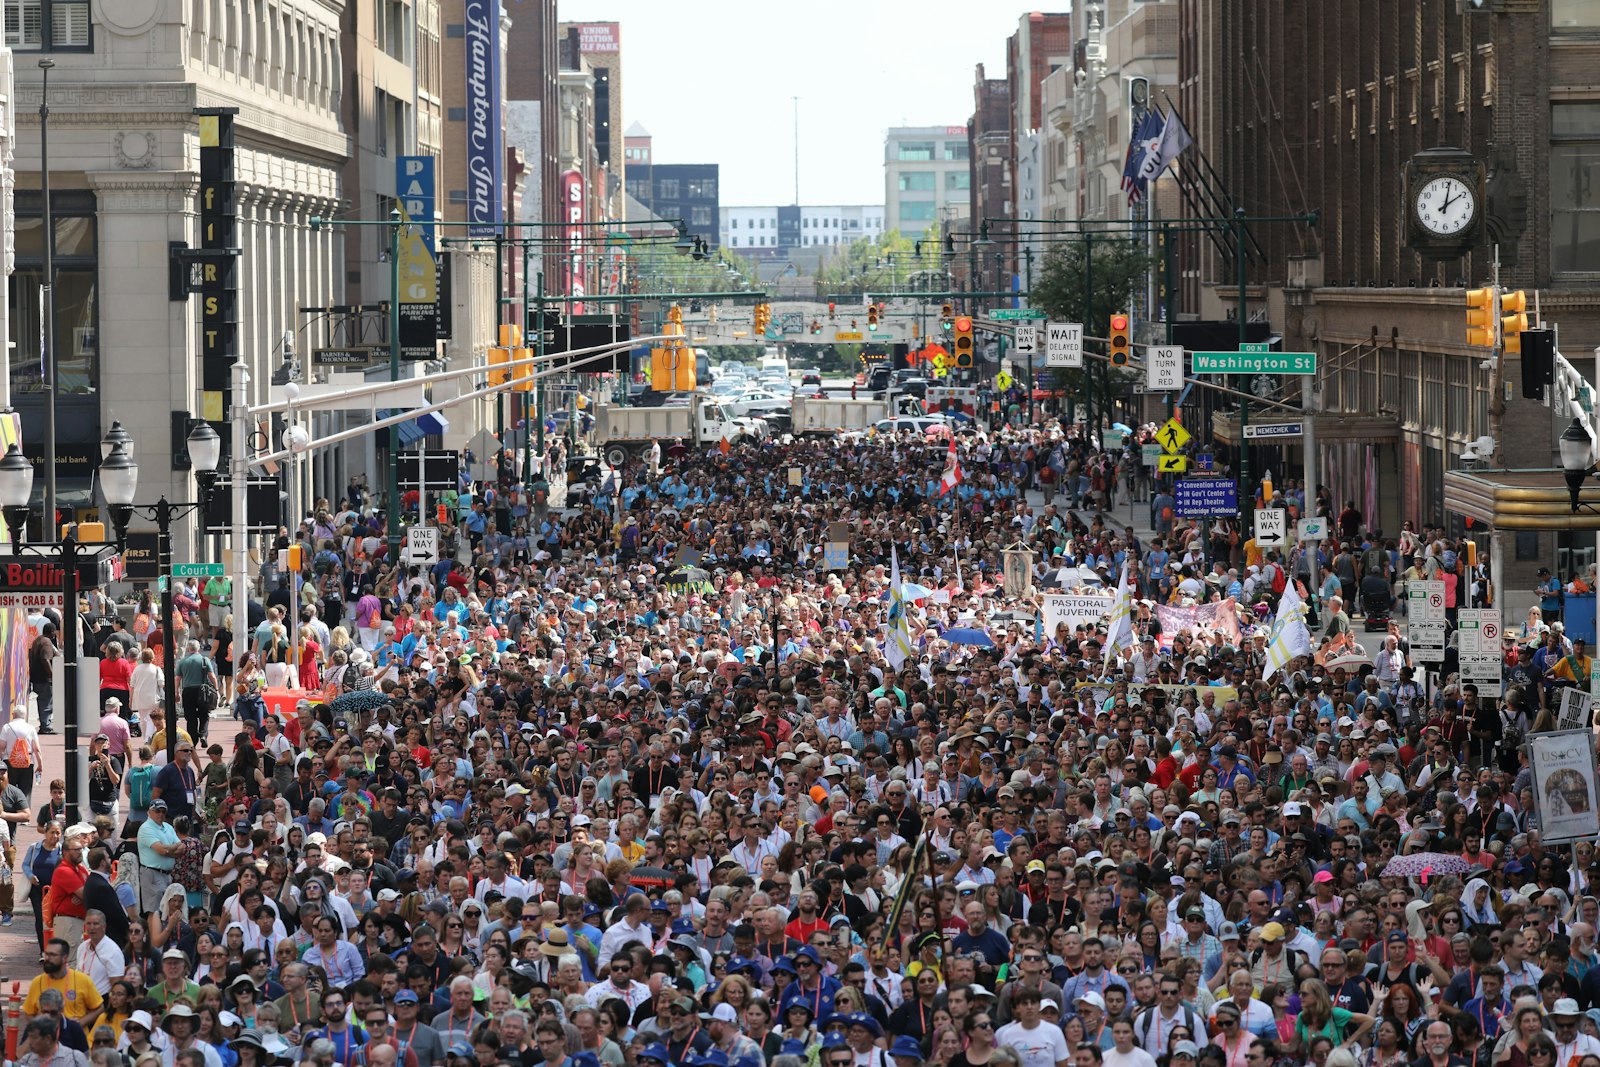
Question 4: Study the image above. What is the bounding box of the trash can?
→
[1565,593,1597,645]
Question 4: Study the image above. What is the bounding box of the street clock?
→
[1404,147,1485,259]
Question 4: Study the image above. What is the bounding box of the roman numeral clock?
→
[1405,147,1487,259]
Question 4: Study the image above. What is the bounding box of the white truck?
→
[595,394,763,466]
[789,395,924,436]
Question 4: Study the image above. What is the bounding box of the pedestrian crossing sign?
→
[1158,418,1191,454]
[1158,454,1189,473]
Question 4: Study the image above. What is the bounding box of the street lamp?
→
[104,421,221,760]
[1560,416,1595,513]
[0,434,125,822]
[100,420,133,461]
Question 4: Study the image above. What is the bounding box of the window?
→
[898,172,935,192]
[729,236,737,247]
[1552,103,1600,274]
[376,90,390,156]
[7,0,89,50]
[376,0,409,62]
[944,142,970,161]
[759,218,766,229]
[1554,0,1600,29]
[899,201,937,223]
[10,191,97,396]
[690,206,711,227]
[946,171,970,190]
[897,142,935,161]
[657,178,680,199]
[685,178,717,199]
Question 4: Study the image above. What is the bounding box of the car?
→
[800,371,822,388]
[725,389,791,418]
[872,417,949,435]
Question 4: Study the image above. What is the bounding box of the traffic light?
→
[828,302,836,320]
[513,347,532,393]
[1501,289,1528,354]
[867,305,880,332]
[1109,313,1131,367]
[953,315,974,368]
[668,304,683,325]
[1466,287,1496,347]
[488,346,511,386]
[1521,328,1556,399]
[286,544,303,573]
[940,303,954,332]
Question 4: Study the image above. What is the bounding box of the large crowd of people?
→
[2,414,1590,1067]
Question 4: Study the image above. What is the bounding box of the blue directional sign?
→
[1175,477,1239,518]
[1194,452,1215,473]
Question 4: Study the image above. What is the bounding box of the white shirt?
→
[584,977,652,1013]
[995,1020,1072,1067]
[1102,1047,1160,1067]
[596,916,651,969]
[75,935,125,995]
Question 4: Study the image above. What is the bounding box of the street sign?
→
[1458,607,1503,696]
[1407,580,1448,664]
[406,526,440,566]
[172,563,224,579]
[834,331,863,341]
[1157,418,1191,454]
[1194,452,1215,472]
[1174,477,1238,517]
[1103,430,1125,450]
[1013,326,1039,355]
[1146,345,1183,391]
[1158,455,1189,474]
[1242,421,1306,440]
[1254,509,1287,547]
[1410,579,1446,623]
[1141,443,1161,467]
[1046,322,1084,368]
[466,429,501,483]
[994,371,1014,391]
[1409,621,1447,663]
[990,308,1047,320]
[397,449,462,492]
[1192,350,1317,375]
[1298,517,1328,541]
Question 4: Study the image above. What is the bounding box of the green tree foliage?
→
[813,229,944,296]
[1027,238,1153,411]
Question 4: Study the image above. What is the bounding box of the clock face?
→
[1415,175,1476,237]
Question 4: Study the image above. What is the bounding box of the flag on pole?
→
[878,830,928,952]
[1102,563,1136,673]
[1137,108,1193,184]
[1122,111,1164,206]
[1262,580,1313,681]
[939,437,963,496]
[885,547,915,670]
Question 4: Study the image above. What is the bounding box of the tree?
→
[1027,237,1152,425]
[813,229,939,296]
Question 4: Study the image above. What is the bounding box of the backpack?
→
[6,733,29,768]
[1270,564,1288,595]
[1136,1005,1199,1051]
[313,549,340,576]
[127,765,155,811]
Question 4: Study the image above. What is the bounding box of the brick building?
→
[1175,1,1600,596]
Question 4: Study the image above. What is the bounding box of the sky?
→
[552,0,1029,208]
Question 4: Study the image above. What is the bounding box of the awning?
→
[379,410,448,447]
[1444,468,1600,530]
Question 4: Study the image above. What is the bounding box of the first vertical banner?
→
[463,0,503,238]
[397,156,439,361]
[197,108,241,441]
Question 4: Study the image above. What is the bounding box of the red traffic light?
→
[1110,314,1129,331]
[954,316,972,332]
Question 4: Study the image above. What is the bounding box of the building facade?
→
[884,125,970,239]
[633,162,718,247]
[1176,0,1600,600]
[10,0,344,531]
[719,204,884,252]
[557,20,623,221]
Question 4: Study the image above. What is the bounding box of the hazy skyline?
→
[549,0,1032,207]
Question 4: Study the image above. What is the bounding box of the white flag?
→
[1263,580,1313,681]
[1137,109,1193,183]
[1102,563,1136,674]
[886,547,915,671]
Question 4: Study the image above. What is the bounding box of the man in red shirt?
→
[46,825,90,944]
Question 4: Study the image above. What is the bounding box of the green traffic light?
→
[868,322,878,332]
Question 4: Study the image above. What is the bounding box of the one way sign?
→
[1254,508,1287,547]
